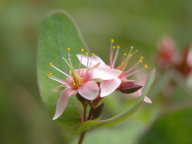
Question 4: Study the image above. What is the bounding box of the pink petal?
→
[100,78,121,97]
[91,68,122,80]
[137,89,142,96]
[52,88,77,120]
[77,54,106,68]
[91,62,101,69]
[144,96,152,104]
[78,81,99,100]
[132,89,152,103]
[187,48,192,67]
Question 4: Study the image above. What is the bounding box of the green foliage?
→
[72,120,145,144]
[138,107,192,144]
[37,10,87,132]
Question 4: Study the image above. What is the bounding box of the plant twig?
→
[78,131,86,144]
[78,97,102,144]
[83,103,87,121]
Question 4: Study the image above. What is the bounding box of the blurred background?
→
[0,0,192,144]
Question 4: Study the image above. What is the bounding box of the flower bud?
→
[118,81,143,94]
[92,103,104,119]
[156,36,177,68]
[176,46,192,76]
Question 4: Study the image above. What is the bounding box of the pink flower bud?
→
[156,36,177,68]
[176,46,192,76]
[118,81,143,94]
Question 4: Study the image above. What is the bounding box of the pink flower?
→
[77,39,149,98]
[47,48,121,120]
[176,46,192,76]
[156,36,178,69]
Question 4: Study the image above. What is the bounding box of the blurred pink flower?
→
[156,36,178,69]
[157,36,192,88]
[176,46,192,76]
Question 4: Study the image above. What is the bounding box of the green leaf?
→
[72,120,145,144]
[76,69,156,133]
[138,107,192,144]
[37,10,88,132]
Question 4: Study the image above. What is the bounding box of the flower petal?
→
[77,54,106,68]
[144,96,152,104]
[52,88,77,120]
[100,78,121,97]
[78,81,99,100]
[91,68,122,80]
[187,48,192,67]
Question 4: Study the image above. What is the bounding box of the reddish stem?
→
[83,103,87,121]
[78,97,102,144]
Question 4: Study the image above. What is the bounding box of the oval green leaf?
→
[37,10,88,132]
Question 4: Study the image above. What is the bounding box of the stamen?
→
[122,60,140,75]
[72,82,77,86]
[129,46,134,56]
[49,63,70,77]
[89,53,95,68]
[66,48,74,71]
[110,38,115,68]
[144,64,148,70]
[62,57,70,67]
[116,45,120,49]
[47,73,69,87]
[112,45,120,68]
[66,48,83,84]
[120,53,127,63]
[46,73,53,77]
[67,48,72,62]
[130,49,138,57]
[124,67,144,78]
[67,48,71,52]
[111,38,115,43]
[78,49,85,70]
[139,60,143,63]
[117,46,137,71]
[85,52,89,56]
[85,52,89,67]
[127,46,138,57]
[84,52,90,76]
[140,56,144,60]
[87,53,95,74]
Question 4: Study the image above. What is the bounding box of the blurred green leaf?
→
[37,10,88,133]
[72,120,145,144]
[76,69,156,133]
[138,107,192,144]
